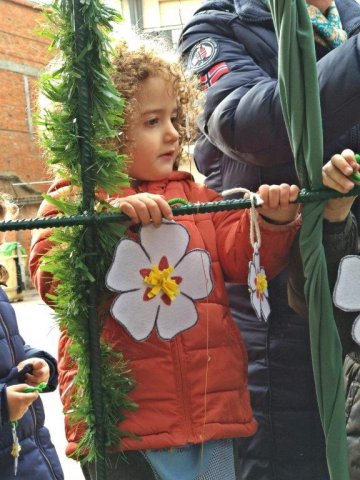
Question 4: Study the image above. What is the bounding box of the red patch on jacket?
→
[200,62,230,90]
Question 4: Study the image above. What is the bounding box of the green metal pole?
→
[73,0,107,477]
[0,186,359,231]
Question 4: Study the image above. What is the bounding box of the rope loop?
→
[222,187,263,248]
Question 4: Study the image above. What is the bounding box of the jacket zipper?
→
[0,311,16,365]
[174,337,195,443]
[30,405,58,479]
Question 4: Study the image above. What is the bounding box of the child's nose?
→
[165,122,179,142]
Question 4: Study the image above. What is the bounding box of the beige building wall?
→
[120,0,202,41]
[159,0,200,26]
[142,0,160,29]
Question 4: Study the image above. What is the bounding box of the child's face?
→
[126,76,180,182]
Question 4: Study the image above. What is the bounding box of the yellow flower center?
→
[256,273,268,295]
[144,264,180,300]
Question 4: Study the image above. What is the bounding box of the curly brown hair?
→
[111,38,202,168]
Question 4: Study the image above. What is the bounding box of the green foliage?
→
[38,0,137,462]
[38,0,128,192]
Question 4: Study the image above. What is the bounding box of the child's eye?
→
[146,118,159,127]
[171,116,178,125]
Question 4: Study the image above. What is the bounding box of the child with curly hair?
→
[30,39,305,480]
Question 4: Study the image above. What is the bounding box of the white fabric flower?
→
[106,221,213,341]
[333,255,360,346]
[247,243,270,322]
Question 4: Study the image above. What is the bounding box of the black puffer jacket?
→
[180,0,360,190]
[179,1,360,479]
[0,288,63,479]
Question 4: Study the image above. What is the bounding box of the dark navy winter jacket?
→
[180,0,360,192]
[0,288,63,479]
[179,1,360,479]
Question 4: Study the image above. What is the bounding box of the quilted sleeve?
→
[29,180,70,304]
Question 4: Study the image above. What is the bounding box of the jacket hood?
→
[233,0,269,18]
[193,0,271,17]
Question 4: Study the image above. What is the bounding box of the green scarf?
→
[261,0,347,49]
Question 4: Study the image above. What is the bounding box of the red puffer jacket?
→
[29,171,300,456]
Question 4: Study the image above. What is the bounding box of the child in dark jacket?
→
[0,195,64,479]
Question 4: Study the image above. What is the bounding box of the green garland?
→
[38,0,137,463]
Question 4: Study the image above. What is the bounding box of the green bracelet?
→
[168,198,188,207]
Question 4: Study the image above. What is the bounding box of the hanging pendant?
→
[11,421,21,476]
[248,242,271,322]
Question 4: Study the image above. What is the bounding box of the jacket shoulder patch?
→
[187,38,219,73]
